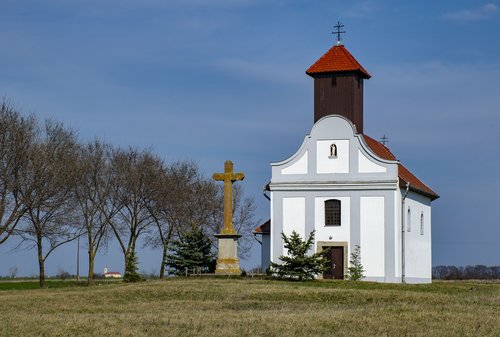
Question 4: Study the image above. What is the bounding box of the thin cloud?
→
[214,58,307,86]
[342,1,375,18]
[442,3,498,22]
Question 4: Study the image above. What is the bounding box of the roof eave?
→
[399,180,440,201]
[305,69,371,79]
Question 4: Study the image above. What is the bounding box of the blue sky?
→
[1,0,499,276]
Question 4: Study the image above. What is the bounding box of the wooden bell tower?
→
[306,36,371,133]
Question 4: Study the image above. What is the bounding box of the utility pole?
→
[76,235,80,281]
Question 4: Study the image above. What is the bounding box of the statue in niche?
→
[329,144,337,158]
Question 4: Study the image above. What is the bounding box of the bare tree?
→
[15,120,80,288]
[145,160,257,275]
[144,161,218,278]
[74,140,116,284]
[0,100,35,245]
[108,148,163,273]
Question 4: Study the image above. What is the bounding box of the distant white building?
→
[256,42,439,283]
[103,267,122,279]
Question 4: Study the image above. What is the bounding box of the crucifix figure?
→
[212,160,245,235]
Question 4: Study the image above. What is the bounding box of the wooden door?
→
[323,246,344,279]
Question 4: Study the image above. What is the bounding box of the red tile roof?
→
[254,219,270,234]
[362,135,439,200]
[306,44,371,79]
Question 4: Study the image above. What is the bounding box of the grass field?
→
[0,278,498,337]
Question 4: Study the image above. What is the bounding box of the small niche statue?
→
[330,144,337,158]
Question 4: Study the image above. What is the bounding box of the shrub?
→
[347,245,364,281]
[56,268,72,280]
[270,230,328,281]
[123,251,141,283]
[168,228,214,275]
[8,267,18,279]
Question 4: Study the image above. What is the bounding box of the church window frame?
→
[420,212,424,235]
[407,207,411,232]
[325,199,341,226]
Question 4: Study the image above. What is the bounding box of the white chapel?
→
[255,40,439,283]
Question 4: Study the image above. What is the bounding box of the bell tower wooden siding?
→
[313,72,364,133]
[306,44,370,133]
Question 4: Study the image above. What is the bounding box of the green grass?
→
[0,278,498,337]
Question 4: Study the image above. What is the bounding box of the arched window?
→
[325,199,341,226]
[407,207,411,232]
[420,212,424,235]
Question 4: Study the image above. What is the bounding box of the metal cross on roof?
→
[380,134,389,146]
[332,21,346,43]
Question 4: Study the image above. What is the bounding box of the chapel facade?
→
[255,40,439,283]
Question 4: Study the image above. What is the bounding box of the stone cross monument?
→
[212,160,245,274]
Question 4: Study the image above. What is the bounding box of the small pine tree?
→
[168,228,214,275]
[123,251,141,282]
[347,245,364,281]
[270,230,328,281]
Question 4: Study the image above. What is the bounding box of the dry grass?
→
[0,278,498,337]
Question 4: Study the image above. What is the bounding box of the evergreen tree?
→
[123,251,141,282]
[270,230,328,281]
[168,228,214,275]
[347,245,364,281]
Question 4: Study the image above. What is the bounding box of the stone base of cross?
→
[214,233,242,275]
[212,160,245,275]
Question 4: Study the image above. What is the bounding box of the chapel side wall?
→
[404,191,432,283]
[261,234,270,271]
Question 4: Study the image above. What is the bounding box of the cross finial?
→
[380,134,389,146]
[332,21,346,44]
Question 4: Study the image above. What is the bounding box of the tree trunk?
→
[124,249,130,273]
[88,249,95,285]
[87,230,95,285]
[37,234,45,288]
[159,241,168,279]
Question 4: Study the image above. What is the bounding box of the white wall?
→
[281,151,308,175]
[404,191,432,282]
[358,149,387,173]
[360,196,385,278]
[282,197,305,254]
[314,197,350,251]
[394,190,401,278]
[316,140,349,174]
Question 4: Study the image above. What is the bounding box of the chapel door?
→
[323,246,344,280]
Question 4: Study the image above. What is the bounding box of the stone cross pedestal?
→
[212,160,245,275]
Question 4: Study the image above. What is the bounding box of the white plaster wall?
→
[270,192,275,262]
[360,197,385,277]
[281,151,308,175]
[394,190,401,278]
[358,149,387,173]
[404,192,432,282]
[313,197,350,251]
[316,140,349,174]
[282,197,306,254]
